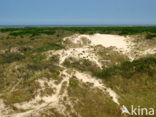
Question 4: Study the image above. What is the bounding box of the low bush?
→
[69,78,78,87]
[9,30,56,37]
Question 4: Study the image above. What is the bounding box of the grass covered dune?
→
[0,27,156,117]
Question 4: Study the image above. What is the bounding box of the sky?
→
[0,0,156,25]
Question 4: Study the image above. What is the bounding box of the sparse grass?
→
[63,57,100,73]
[2,81,39,104]
[40,87,54,97]
[0,60,61,104]
[68,77,121,117]
[94,45,129,67]
[93,57,156,117]
[0,37,62,105]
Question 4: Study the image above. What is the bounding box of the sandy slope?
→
[65,34,131,53]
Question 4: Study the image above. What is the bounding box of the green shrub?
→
[69,79,78,87]
[9,30,56,37]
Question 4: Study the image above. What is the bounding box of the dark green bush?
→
[9,29,56,37]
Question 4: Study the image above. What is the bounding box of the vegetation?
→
[1,26,156,37]
[0,52,61,104]
[63,57,100,73]
[93,56,156,116]
[33,43,64,52]
[0,27,156,117]
[146,33,156,39]
[68,77,121,117]
[94,57,156,79]
[0,53,24,64]
[0,28,64,104]
[9,30,56,37]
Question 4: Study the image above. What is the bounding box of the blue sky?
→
[0,0,156,25]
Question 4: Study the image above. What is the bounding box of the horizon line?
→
[0,24,156,28]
